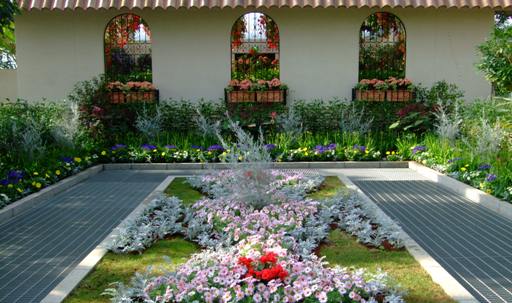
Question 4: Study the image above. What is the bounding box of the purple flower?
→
[165,145,177,149]
[0,179,9,186]
[448,157,462,163]
[141,144,157,151]
[412,145,426,154]
[207,145,224,152]
[191,145,204,150]
[478,164,491,171]
[327,143,337,150]
[264,144,276,151]
[485,174,497,182]
[7,170,24,184]
[353,144,366,153]
[111,144,127,151]
[61,157,73,164]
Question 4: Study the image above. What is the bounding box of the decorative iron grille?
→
[231,12,280,81]
[104,14,152,82]
[359,12,406,80]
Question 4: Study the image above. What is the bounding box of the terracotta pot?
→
[227,90,256,103]
[256,90,285,103]
[355,89,386,101]
[108,90,158,103]
[386,90,413,102]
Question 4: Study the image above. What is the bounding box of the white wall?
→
[0,69,18,101]
[14,7,493,102]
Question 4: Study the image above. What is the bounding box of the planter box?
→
[354,89,386,101]
[386,90,413,102]
[108,90,159,104]
[226,90,256,103]
[226,89,287,103]
[256,90,286,102]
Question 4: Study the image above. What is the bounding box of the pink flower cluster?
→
[107,81,156,92]
[227,78,284,91]
[141,236,404,303]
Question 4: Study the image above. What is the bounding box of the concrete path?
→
[0,170,168,303]
[340,168,512,303]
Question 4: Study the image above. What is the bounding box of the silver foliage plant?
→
[193,107,220,138]
[340,102,373,134]
[212,117,276,210]
[135,105,163,140]
[109,195,185,254]
[276,107,303,139]
[434,102,462,143]
[471,117,505,160]
[51,101,80,148]
[19,117,45,161]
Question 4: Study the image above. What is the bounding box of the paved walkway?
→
[340,168,512,303]
[0,170,168,303]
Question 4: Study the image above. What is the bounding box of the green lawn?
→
[64,176,454,303]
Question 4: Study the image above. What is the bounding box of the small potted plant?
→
[255,78,288,103]
[385,77,414,102]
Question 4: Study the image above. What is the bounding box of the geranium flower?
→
[240,79,252,90]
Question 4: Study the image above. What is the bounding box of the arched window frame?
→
[358,12,407,80]
[104,13,153,82]
[230,12,280,81]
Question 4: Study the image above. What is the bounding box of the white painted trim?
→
[336,172,479,303]
[0,165,104,222]
[40,175,175,303]
[409,161,512,220]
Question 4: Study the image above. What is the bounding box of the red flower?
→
[260,252,278,264]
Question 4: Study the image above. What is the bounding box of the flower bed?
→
[106,171,406,303]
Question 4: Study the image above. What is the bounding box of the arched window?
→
[359,12,406,80]
[230,12,280,81]
[104,14,152,82]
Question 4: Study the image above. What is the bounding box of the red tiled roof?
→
[17,0,512,10]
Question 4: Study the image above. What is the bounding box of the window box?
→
[225,89,287,103]
[353,89,386,102]
[386,90,414,102]
[256,90,286,103]
[108,89,159,104]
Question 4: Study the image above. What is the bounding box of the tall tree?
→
[0,0,19,68]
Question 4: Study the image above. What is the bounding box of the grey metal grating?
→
[341,168,512,303]
[0,170,167,303]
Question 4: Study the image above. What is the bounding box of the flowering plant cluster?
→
[0,156,94,208]
[106,81,156,92]
[355,78,413,91]
[227,78,287,92]
[106,236,405,303]
[285,144,381,162]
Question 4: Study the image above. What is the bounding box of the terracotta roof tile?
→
[17,0,512,9]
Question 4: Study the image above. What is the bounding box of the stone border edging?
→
[40,175,175,303]
[335,172,479,303]
[103,161,409,170]
[0,165,104,222]
[409,161,512,220]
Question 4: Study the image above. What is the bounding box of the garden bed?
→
[63,176,453,303]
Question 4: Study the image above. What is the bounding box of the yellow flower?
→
[17,188,22,193]
[32,181,36,186]
[33,172,39,176]
[55,170,61,176]
[35,183,42,189]
[101,151,107,156]
[238,156,243,161]
[386,151,390,155]
[74,157,82,163]
[161,152,166,157]
[392,151,396,155]
[8,184,13,188]
[460,167,467,172]
[304,152,309,156]
[365,150,369,154]
[153,149,157,152]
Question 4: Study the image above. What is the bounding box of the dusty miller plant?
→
[19,117,45,161]
[51,101,80,148]
[135,105,163,140]
[434,102,462,143]
[466,117,505,161]
[194,107,220,138]
[212,116,275,210]
[340,103,373,134]
[276,108,303,139]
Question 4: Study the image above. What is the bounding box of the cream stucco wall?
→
[0,69,18,101]
[13,7,493,102]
